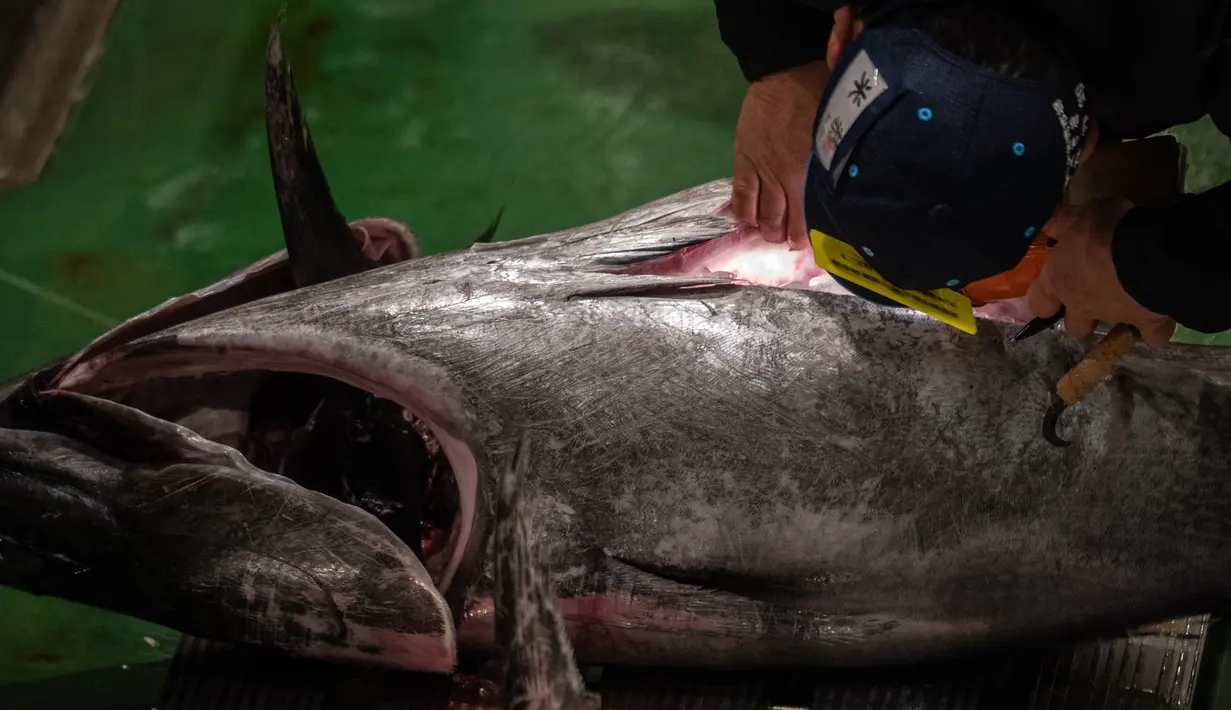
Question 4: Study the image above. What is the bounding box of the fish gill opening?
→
[82,369,463,590]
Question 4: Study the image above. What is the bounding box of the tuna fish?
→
[1,23,1230,683]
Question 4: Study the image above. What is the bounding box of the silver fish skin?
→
[0,386,456,672]
[3,21,1231,676]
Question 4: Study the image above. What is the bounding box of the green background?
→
[0,0,1228,706]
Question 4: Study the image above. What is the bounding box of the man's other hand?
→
[1026,197,1176,347]
[731,61,830,251]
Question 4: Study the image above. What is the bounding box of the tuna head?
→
[0,388,454,672]
[0,19,735,674]
[0,18,750,673]
[0,25,460,673]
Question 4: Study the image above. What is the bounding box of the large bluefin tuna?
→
[1,23,1229,683]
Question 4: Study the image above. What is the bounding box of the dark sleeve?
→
[1111,58,1231,335]
[713,0,836,82]
[1113,180,1231,334]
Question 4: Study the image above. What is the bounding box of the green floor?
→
[0,0,1229,707]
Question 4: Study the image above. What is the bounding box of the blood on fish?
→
[241,372,458,568]
[422,526,449,560]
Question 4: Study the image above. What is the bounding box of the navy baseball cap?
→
[803,4,1091,308]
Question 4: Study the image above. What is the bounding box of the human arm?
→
[1113,80,1231,335]
[1027,95,1231,343]
[1112,177,1231,335]
[714,0,838,247]
[1025,180,1231,344]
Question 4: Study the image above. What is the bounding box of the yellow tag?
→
[809,229,977,335]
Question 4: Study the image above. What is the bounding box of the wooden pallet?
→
[0,0,122,188]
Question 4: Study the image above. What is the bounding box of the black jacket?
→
[715,0,1231,333]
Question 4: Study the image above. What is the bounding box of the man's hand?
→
[731,61,830,251]
[1026,197,1176,347]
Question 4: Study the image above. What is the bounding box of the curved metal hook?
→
[1038,324,1140,448]
[1042,394,1072,448]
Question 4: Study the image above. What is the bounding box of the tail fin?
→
[494,434,600,710]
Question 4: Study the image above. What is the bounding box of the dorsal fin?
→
[473,207,506,245]
[265,21,372,287]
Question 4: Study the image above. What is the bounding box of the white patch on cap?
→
[1052,82,1088,186]
[815,49,890,170]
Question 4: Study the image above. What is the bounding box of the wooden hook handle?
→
[1054,324,1140,406]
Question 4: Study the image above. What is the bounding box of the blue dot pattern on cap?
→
[918,107,932,121]
[862,246,875,257]
[1024,226,1036,238]
[849,164,859,177]
[945,279,959,287]
[1013,142,1026,156]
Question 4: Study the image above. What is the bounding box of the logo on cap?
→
[815,49,890,171]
